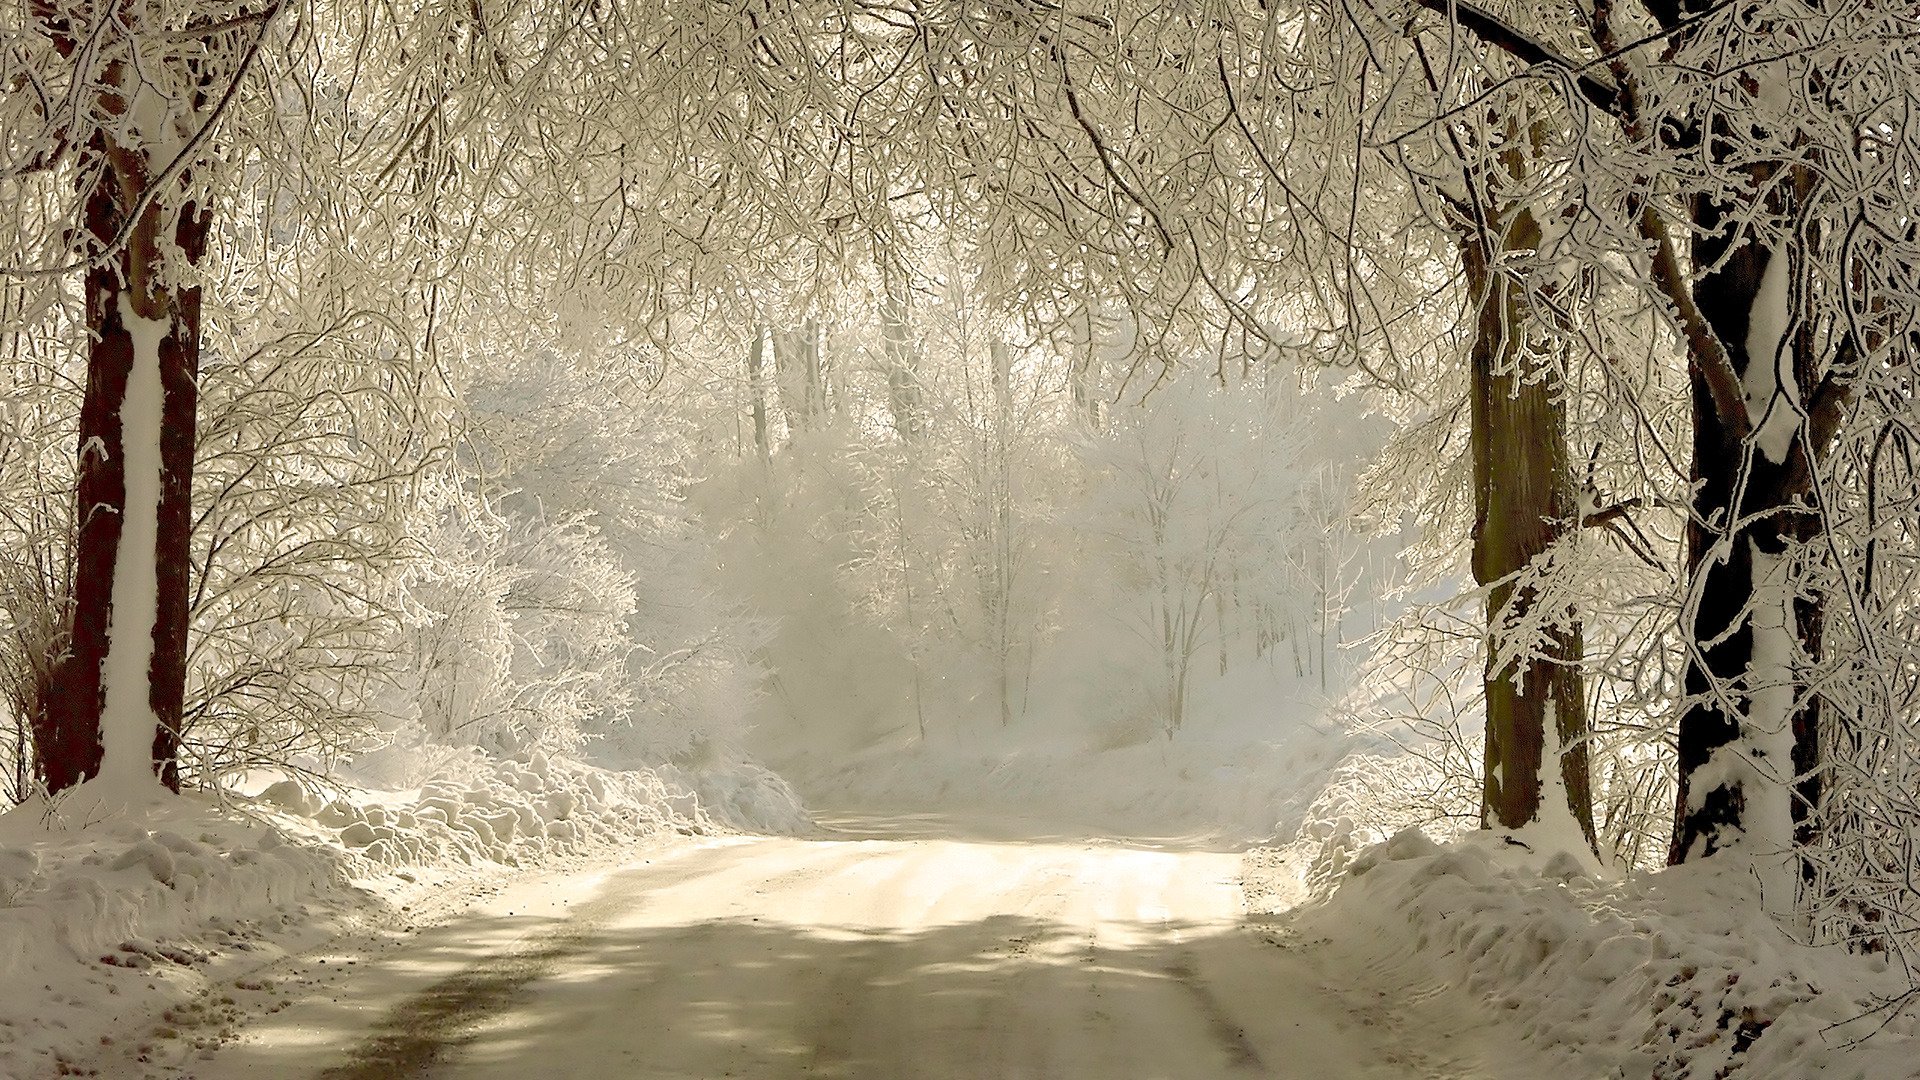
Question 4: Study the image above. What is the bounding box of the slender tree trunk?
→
[1317,544,1330,694]
[746,326,771,462]
[1461,214,1596,849]
[1216,584,1230,677]
[771,323,823,436]
[988,339,1015,726]
[804,322,825,422]
[1069,305,1104,430]
[880,265,924,442]
[892,478,928,743]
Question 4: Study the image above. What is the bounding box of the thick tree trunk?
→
[1669,218,1824,868]
[38,127,209,794]
[1462,220,1596,850]
[1413,0,1843,877]
[1605,0,1834,873]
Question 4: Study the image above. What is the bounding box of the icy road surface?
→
[186,814,1559,1080]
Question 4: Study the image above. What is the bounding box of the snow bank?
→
[1271,828,1918,1079]
[0,785,350,1078]
[1291,747,1478,892]
[0,751,806,1079]
[659,755,812,836]
[273,751,696,868]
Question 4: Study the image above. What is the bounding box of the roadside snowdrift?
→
[0,751,805,1079]
[1257,829,1918,1079]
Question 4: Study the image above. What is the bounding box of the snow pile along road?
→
[1274,828,1918,1080]
[0,751,807,1080]
[258,749,808,869]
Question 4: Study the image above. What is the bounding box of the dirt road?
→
[184,814,1554,1079]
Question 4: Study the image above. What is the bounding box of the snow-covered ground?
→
[0,751,805,1080]
[1246,827,1920,1080]
[8,737,1917,1080]
[154,811,1566,1080]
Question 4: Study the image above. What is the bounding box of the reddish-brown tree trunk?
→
[35,116,208,794]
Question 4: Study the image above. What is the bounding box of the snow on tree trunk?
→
[1461,211,1597,853]
[1670,232,1825,870]
[35,19,215,795]
[879,268,924,443]
[98,299,171,787]
[747,327,772,462]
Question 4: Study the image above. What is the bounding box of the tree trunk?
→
[1669,215,1825,869]
[1462,216,1596,850]
[988,339,1015,726]
[38,110,210,795]
[1410,0,1843,876]
[772,321,825,436]
[1590,0,1836,874]
[746,326,771,461]
[879,265,924,442]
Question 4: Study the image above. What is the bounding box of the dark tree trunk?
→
[1668,216,1824,865]
[1586,0,1836,869]
[1461,219,1597,849]
[36,107,208,795]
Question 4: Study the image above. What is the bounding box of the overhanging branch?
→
[1404,0,1621,115]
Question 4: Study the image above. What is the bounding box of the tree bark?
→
[37,75,210,794]
[1461,210,1596,849]
[1406,0,1843,872]
[1668,207,1825,866]
[1638,0,1828,867]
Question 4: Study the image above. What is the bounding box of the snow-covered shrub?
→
[1336,541,1683,874]
[1293,750,1478,895]
[180,317,434,785]
[398,326,766,765]
[392,494,530,752]
[0,315,81,802]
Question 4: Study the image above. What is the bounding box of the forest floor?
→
[115,811,1569,1080]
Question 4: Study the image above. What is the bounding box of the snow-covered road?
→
[180,814,1562,1080]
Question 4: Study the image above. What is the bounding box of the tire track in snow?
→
[309,842,772,1080]
[1164,957,1265,1072]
